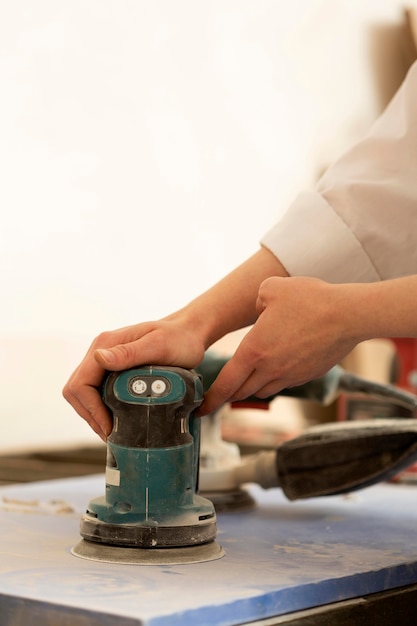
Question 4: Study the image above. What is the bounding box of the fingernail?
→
[99,425,111,441]
[97,348,115,363]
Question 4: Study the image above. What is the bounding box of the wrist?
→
[164,247,290,351]
[164,298,234,350]
[334,281,400,344]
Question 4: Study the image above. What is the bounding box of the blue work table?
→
[1,475,417,625]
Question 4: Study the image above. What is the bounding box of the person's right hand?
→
[62,318,206,441]
[198,276,364,416]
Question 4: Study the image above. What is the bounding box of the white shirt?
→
[261,60,417,284]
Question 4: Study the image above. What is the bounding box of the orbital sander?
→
[72,358,417,566]
[72,365,224,565]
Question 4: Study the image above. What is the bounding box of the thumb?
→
[94,343,142,371]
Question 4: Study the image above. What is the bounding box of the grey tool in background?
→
[197,353,417,507]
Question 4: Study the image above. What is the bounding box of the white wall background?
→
[1,0,414,451]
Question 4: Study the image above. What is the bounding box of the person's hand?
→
[62,249,289,439]
[62,318,206,440]
[198,276,361,415]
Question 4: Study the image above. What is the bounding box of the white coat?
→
[261,61,417,283]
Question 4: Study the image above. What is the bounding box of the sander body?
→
[72,366,224,565]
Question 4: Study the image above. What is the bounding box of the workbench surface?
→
[1,476,417,625]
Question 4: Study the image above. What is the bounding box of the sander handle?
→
[198,352,417,413]
[233,419,417,500]
[197,352,417,499]
[276,418,417,500]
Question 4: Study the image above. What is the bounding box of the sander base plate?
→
[71,539,225,565]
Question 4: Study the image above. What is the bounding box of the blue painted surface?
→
[1,476,417,625]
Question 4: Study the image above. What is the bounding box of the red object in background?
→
[388,338,417,483]
[390,338,417,390]
[230,399,270,411]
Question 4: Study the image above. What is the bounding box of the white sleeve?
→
[261,60,417,284]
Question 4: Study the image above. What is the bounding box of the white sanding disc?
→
[71,539,225,565]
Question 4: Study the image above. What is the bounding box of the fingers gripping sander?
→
[72,366,224,565]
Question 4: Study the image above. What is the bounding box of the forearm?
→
[343,275,417,342]
[166,246,289,349]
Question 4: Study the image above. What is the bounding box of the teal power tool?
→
[72,366,224,565]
